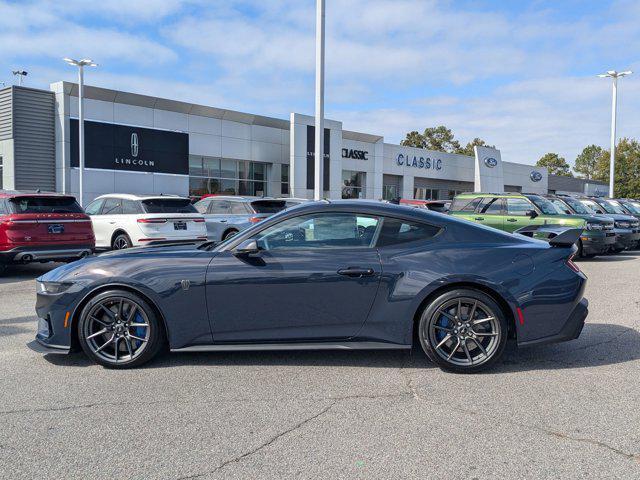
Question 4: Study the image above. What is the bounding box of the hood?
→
[569,214,615,225]
[540,214,585,226]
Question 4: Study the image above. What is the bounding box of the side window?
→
[450,197,482,212]
[506,198,533,216]
[253,213,379,250]
[479,198,503,214]
[209,200,231,214]
[194,200,211,214]
[84,199,104,216]
[0,200,7,215]
[102,198,123,215]
[230,202,249,214]
[123,200,143,215]
[376,217,440,247]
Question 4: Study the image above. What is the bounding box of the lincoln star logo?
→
[530,171,543,182]
[484,157,497,168]
[131,133,139,158]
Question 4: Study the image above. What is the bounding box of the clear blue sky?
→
[1,0,638,166]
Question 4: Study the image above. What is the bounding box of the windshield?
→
[626,201,640,214]
[9,196,83,214]
[250,200,287,214]
[599,200,625,214]
[562,197,594,215]
[527,195,563,215]
[549,198,572,214]
[142,199,197,214]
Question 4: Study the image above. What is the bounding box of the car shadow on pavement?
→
[0,316,35,337]
[41,323,639,372]
[579,251,640,262]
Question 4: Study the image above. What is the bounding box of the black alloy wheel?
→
[222,229,238,241]
[419,289,508,373]
[112,233,132,250]
[78,290,164,368]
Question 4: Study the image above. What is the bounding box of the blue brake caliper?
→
[133,311,145,348]
[435,313,449,342]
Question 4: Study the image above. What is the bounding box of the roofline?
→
[51,81,290,130]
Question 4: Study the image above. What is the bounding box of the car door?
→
[474,197,505,231]
[84,198,108,247]
[204,200,232,240]
[205,212,383,342]
[504,197,537,232]
[100,198,124,246]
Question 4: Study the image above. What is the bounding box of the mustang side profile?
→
[29,201,588,373]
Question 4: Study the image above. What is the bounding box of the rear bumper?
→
[0,244,94,263]
[518,298,588,347]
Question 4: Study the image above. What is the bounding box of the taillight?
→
[193,218,205,223]
[137,218,167,224]
[248,216,263,224]
[566,254,581,273]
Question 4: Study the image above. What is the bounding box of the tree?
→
[457,137,496,156]
[401,125,461,153]
[574,145,605,179]
[593,138,640,198]
[536,153,573,177]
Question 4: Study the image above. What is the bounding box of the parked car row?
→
[448,192,640,258]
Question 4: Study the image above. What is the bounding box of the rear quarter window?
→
[9,196,83,214]
[251,200,287,214]
[376,217,441,247]
[450,197,481,212]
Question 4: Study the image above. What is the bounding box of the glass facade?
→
[342,170,366,199]
[189,155,267,197]
[281,164,290,195]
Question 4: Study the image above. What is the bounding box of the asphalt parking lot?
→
[1,254,639,479]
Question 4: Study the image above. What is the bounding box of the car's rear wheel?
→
[418,289,508,373]
[78,290,165,368]
[222,229,238,241]
[112,233,132,250]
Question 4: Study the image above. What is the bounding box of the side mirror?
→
[233,239,261,256]
[527,210,538,219]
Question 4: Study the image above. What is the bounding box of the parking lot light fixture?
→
[597,70,632,198]
[63,58,97,205]
[12,70,28,86]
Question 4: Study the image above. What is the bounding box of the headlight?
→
[37,281,72,295]
[631,222,639,229]
[615,221,630,229]
[586,223,603,231]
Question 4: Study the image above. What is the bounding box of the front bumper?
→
[0,244,94,264]
[580,230,616,255]
[612,229,637,250]
[519,298,588,347]
[26,339,70,354]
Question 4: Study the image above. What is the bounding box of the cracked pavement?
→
[1,253,639,479]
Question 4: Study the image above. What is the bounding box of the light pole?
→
[314,0,325,200]
[597,70,632,198]
[64,58,97,206]
[12,70,28,86]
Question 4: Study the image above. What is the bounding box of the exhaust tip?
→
[22,254,33,263]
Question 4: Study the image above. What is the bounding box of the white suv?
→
[84,194,207,249]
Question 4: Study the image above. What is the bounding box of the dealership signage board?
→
[306,125,331,190]
[396,153,443,171]
[70,119,189,175]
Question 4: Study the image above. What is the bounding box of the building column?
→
[402,175,414,199]
[289,113,309,199]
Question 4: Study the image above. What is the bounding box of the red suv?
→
[0,192,95,273]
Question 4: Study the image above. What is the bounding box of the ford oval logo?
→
[530,171,543,182]
[131,133,139,158]
[484,157,497,168]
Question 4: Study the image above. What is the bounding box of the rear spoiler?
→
[515,225,583,247]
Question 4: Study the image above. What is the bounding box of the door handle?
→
[109,221,116,224]
[337,267,375,277]
[474,217,484,221]
[506,218,517,222]
[220,220,228,223]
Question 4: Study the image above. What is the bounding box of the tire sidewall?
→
[418,288,508,373]
[223,229,238,241]
[77,289,164,368]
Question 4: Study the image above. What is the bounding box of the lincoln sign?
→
[70,119,189,175]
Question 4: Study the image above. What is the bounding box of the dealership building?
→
[0,83,601,203]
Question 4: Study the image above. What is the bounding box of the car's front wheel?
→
[418,289,508,373]
[78,290,165,368]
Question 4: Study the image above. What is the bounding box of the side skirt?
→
[171,341,411,353]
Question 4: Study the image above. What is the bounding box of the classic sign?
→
[396,153,443,170]
[341,148,368,160]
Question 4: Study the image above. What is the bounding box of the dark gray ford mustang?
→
[29,200,588,373]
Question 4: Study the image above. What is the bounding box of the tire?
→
[612,247,624,254]
[583,254,596,259]
[222,229,238,241]
[577,240,584,258]
[0,263,6,276]
[77,289,165,368]
[112,232,132,250]
[418,288,508,373]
